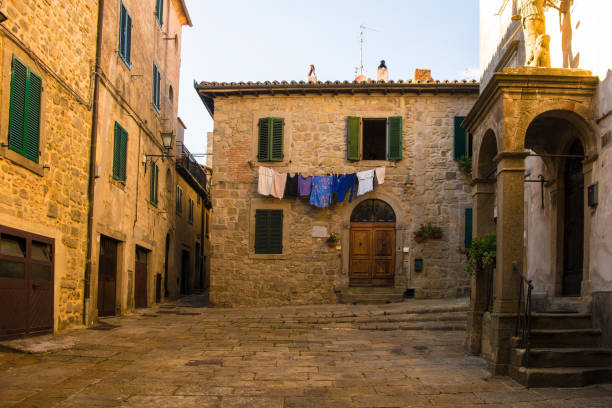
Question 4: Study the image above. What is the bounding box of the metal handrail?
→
[176,142,207,190]
[514,263,534,367]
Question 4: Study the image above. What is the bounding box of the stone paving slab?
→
[0,296,611,407]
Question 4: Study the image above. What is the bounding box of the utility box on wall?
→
[414,258,424,272]
[588,183,598,207]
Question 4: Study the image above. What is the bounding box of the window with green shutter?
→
[152,63,161,111]
[347,116,361,161]
[454,116,467,160]
[387,116,403,160]
[176,186,183,215]
[149,161,158,206]
[112,122,128,181]
[465,208,473,248]
[155,0,163,26]
[8,56,42,163]
[254,209,283,254]
[257,118,284,161]
[188,198,194,224]
[347,116,403,161]
[118,2,132,67]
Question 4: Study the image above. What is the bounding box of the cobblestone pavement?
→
[1,296,612,407]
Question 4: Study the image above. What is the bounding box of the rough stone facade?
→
[202,86,478,307]
[0,0,98,330]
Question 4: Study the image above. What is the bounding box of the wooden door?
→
[350,222,395,286]
[28,240,54,333]
[98,236,117,317]
[180,250,190,295]
[562,140,584,296]
[134,247,148,308]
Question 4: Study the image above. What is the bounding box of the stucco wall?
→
[209,92,477,307]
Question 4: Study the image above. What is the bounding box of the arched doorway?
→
[349,199,396,287]
[562,139,584,296]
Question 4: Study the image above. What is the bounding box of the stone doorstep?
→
[0,333,78,354]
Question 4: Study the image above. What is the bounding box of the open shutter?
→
[112,124,122,179]
[254,210,269,254]
[25,71,42,163]
[257,118,270,161]
[8,58,27,154]
[268,210,283,254]
[387,116,402,160]
[465,208,473,248]
[150,162,158,205]
[119,5,126,57]
[270,118,284,161]
[347,116,361,161]
[126,13,132,64]
[155,0,163,25]
[120,128,128,181]
[454,116,467,160]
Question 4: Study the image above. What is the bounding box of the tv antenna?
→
[355,24,380,76]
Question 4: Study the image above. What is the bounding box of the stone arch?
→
[474,129,499,180]
[350,199,396,223]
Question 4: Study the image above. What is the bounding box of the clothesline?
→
[257,166,386,208]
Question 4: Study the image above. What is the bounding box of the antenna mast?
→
[356,24,380,76]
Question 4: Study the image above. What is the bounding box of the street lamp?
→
[143,132,175,165]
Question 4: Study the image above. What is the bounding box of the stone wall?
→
[209,92,477,307]
[0,0,98,330]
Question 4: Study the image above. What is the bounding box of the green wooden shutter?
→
[465,208,473,248]
[155,0,163,25]
[112,123,122,179]
[25,71,42,162]
[125,12,132,64]
[254,210,269,253]
[150,162,158,205]
[8,57,27,155]
[347,116,361,161]
[268,210,283,254]
[257,118,270,161]
[454,116,467,160]
[387,116,402,161]
[120,128,128,181]
[270,118,284,161]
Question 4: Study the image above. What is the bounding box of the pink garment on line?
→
[270,171,287,199]
[375,167,385,184]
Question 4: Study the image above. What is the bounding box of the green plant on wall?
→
[458,155,472,175]
[465,233,496,275]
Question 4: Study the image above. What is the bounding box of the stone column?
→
[467,179,496,355]
[486,152,527,374]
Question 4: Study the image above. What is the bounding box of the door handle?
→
[32,283,41,289]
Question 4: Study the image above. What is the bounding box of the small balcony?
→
[176,142,207,195]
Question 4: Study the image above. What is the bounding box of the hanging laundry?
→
[335,173,357,203]
[270,170,287,199]
[309,176,333,208]
[356,169,375,196]
[257,166,274,196]
[375,167,385,184]
[284,174,299,197]
[298,175,313,198]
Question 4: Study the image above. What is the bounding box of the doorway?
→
[562,139,584,296]
[98,236,118,317]
[180,250,190,295]
[134,246,148,308]
[349,199,396,287]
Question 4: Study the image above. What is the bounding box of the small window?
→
[8,56,42,163]
[465,208,473,248]
[152,63,161,111]
[0,229,53,282]
[176,186,183,215]
[347,116,402,161]
[112,122,128,181]
[188,198,194,224]
[149,161,159,206]
[254,209,283,254]
[118,2,132,67]
[257,117,284,162]
[155,0,163,26]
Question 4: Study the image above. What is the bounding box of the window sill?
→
[1,148,44,176]
[119,54,131,70]
[249,252,288,260]
[349,160,399,167]
[110,177,127,191]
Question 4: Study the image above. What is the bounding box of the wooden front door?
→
[562,140,584,296]
[0,227,54,340]
[98,236,117,317]
[350,223,395,286]
[134,247,148,308]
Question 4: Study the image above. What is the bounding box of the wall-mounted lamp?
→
[144,132,174,165]
[404,177,413,188]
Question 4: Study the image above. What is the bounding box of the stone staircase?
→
[509,312,612,387]
[337,287,406,304]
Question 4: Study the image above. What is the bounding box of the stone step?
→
[294,311,467,325]
[530,313,592,330]
[511,347,612,368]
[509,366,612,388]
[355,321,466,331]
[338,287,407,305]
[512,329,602,348]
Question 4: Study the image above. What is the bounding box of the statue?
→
[534,34,551,68]
[558,0,579,68]
[307,64,317,84]
[513,0,551,67]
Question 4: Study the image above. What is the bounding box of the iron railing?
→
[176,142,207,191]
[514,263,534,367]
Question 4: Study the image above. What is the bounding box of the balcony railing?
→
[176,142,207,193]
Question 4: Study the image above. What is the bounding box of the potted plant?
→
[465,233,497,276]
[413,225,428,243]
[458,155,472,175]
[430,225,442,239]
[326,233,339,247]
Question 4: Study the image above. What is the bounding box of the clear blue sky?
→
[178,0,479,161]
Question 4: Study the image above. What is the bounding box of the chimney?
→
[307,64,317,84]
[414,69,432,82]
[377,60,388,82]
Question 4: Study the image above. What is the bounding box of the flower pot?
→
[326,240,337,247]
[414,236,425,243]
[432,232,442,239]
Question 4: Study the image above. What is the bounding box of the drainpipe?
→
[83,0,104,326]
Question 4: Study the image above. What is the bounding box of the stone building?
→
[196,78,479,307]
[85,0,191,322]
[465,0,612,386]
[0,0,98,338]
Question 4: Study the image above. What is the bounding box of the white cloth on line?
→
[257,166,274,196]
[270,171,287,199]
[356,169,375,196]
[375,167,385,184]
